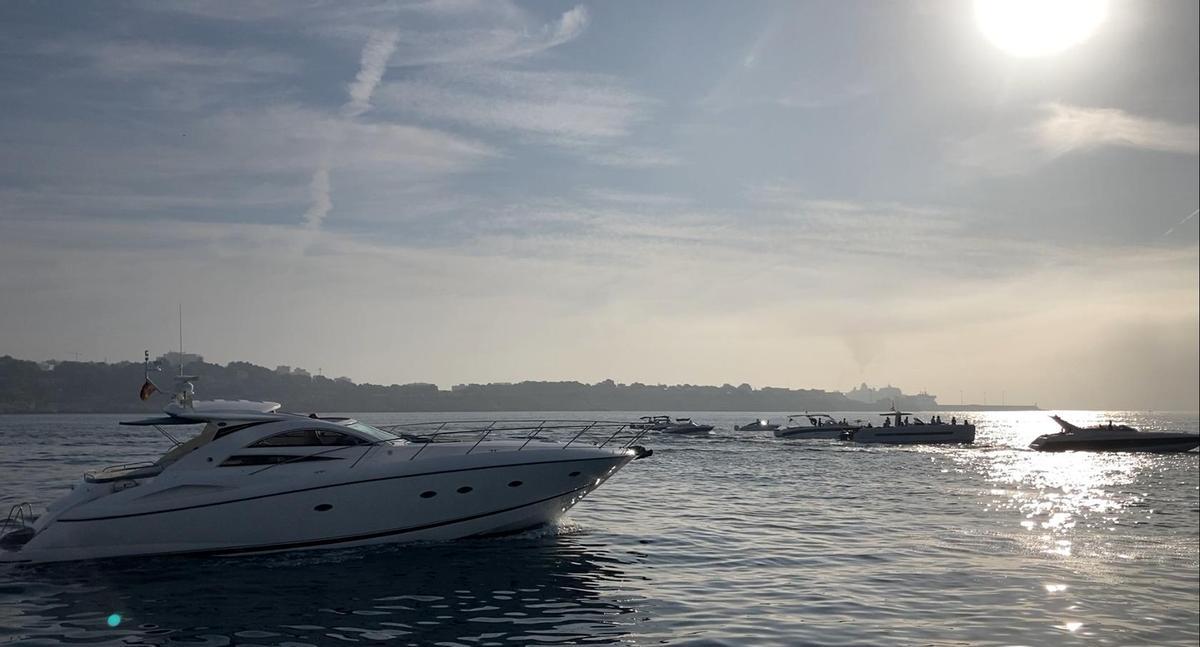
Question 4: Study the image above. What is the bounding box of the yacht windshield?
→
[345,421,399,443]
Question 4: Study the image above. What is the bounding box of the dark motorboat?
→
[1030,416,1200,453]
[735,418,780,432]
[842,410,975,445]
[773,413,862,439]
[661,418,715,435]
[631,415,672,431]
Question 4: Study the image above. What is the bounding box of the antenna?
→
[178,303,184,377]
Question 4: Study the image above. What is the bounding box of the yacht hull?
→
[734,423,779,432]
[4,451,633,564]
[774,426,856,439]
[1030,435,1199,453]
[662,425,713,435]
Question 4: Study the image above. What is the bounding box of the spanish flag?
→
[139,379,158,401]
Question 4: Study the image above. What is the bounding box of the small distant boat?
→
[661,418,714,435]
[842,410,975,445]
[735,418,779,432]
[773,413,862,439]
[1030,416,1200,453]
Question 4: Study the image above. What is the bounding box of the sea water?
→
[0,411,1197,646]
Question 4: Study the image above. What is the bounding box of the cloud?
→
[550,5,590,46]
[302,167,332,230]
[376,4,589,67]
[303,29,399,235]
[1035,103,1199,157]
[138,1,587,70]
[41,39,300,79]
[379,67,651,142]
[0,105,495,227]
[585,146,682,168]
[342,30,400,118]
[30,38,302,111]
[3,207,1195,408]
[953,103,1199,173]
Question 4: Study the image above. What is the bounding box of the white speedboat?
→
[660,418,714,435]
[1030,416,1200,453]
[773,413,863,439]
[841,410,975,445]
[734,419,780,432]
[0,372,650,564]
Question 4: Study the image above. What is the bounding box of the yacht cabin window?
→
[344,422,399,443]
[250,429,365,447]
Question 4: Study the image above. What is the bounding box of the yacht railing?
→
[376,419,650,461]
[2,503,34,535]
[246,420,648,475]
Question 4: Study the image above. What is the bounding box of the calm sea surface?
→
[1,411,1197,646]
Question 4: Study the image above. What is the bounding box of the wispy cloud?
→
[41,39,300,79]
[585,146,682,168]
[381,67,649,142]
[1035,103,1199,157]
[343,30,400,118]
[31,38,302,111]
[953,103,1200,173]
[302,167,332,230]
[306,29,402,233]
[379,4,589,67]
[550,5,590,46]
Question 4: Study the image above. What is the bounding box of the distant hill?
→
[0,355,954,414]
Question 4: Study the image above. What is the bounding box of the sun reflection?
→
[950,413,1163,560]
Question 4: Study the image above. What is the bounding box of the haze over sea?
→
[1,410,1196,646]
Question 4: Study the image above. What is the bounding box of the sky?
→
[0,0,1197,410]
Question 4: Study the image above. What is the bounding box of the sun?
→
[974,0,1108,58]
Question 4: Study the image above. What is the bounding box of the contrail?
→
[1163,207,1199,237]
[342,30,399,119]
[302,30,399,234]
[302,166,332,230]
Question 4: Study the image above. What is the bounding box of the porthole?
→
[507,480,523,487]
[457,486,473,494]
[314,504,333,512]
[568,471,581,477]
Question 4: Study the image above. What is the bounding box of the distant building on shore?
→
[843,382,939,410]
[158,352,204,367]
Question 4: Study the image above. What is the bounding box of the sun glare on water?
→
[974,0,1108,58]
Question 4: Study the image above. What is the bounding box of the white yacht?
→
[1029,416,1199,453]
[841,410,975,445]
[0,370,651,564]
[773,413,863,439]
